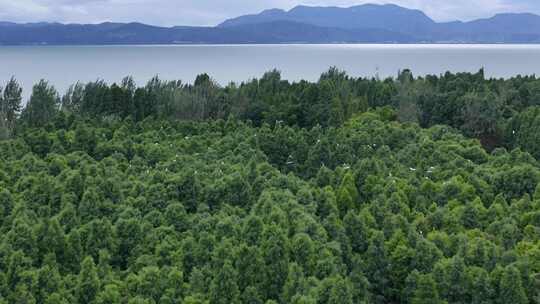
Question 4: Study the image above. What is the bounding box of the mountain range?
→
[2,4,540,45]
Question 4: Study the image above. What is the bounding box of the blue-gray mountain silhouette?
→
[1,4,540,45]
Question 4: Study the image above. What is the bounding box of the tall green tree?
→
[262,225,289,301]
[21,80,59,128]
[77,257,100,304]
[0,77,22,138]
[498,266,528,304]
[209,261,240,304]
[336,172,359,216]
[411,274,444,304]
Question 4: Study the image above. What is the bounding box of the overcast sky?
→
[0,0,538,26]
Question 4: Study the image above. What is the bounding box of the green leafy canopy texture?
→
[0,68,540,303]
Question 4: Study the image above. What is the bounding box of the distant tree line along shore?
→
[0,68,539,303]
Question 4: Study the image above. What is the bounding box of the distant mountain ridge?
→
[220,4,540,42]
[219,4,436,35]
[2,3,540,44]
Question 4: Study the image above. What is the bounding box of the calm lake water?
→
[1,44,540,101]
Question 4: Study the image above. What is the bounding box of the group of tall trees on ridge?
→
[4,68,540,154]
[1,68,540,303]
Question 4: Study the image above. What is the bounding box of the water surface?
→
[1,44,539,101]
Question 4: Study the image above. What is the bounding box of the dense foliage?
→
[5,68,540,153]
[0,69,540,303]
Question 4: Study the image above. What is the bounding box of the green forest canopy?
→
[0,68,539,303]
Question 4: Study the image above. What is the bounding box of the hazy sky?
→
[0,0,538,26]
